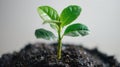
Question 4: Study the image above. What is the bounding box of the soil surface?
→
[0,43,120,67]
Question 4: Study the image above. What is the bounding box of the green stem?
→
[57,23,62,60]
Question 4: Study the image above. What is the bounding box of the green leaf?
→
[37,6,59,21]
[43,20,60,24]
[35,28,56,40]
[60,5,81,27]
[37,6,59,30]
[43,20,59,30]
[64,23,89,37]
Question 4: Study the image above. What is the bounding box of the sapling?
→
[35,5,89,60]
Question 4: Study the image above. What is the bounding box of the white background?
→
[0,0,120,61]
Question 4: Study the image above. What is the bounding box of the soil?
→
[0,42,120,67]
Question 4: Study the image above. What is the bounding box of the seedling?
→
[35,5,89,60]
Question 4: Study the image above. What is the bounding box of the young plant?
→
[35,5,89,60]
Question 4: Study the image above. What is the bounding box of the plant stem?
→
[57,23,62,60]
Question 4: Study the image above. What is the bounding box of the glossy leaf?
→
[37,6,59,21]
[64,23,89,37]
[60,5,81,27]
[43,20,59,30]
[37,6,59,30]
[43,20,60,24]
[35,28,56,40]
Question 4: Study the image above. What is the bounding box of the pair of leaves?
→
[37,5,81,29]
[35,23,89,40]
[36,5,89,40]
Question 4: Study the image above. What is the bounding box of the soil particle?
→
[0,43,120,67]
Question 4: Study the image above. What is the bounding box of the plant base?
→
[0,42,120,67]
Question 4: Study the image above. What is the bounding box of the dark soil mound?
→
[0,43,120,67]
